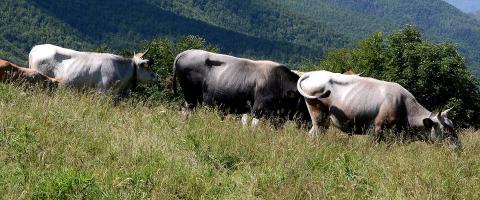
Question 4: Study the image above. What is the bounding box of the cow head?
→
[133,50,158,83]
[293,94,312,129]
[44,77,61,91]
[283,71,312,127]
[343,69,364,76]
[422,108,461,149]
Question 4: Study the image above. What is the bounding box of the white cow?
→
[297,70,460,148]
[29,44,158,95]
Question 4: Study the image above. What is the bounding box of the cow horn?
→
[143,48,150,55]
[135,48,150,58]
[441,107,454,117]
[139,48,150,58]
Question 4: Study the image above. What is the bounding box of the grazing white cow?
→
[29,44,158,95]
[297,70,461,148]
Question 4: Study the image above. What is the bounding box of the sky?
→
[444,0,480,13]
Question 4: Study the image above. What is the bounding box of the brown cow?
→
[0,59,60,89]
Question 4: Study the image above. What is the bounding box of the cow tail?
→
[171,60,177,94]
[297,73,321,99]
[171,52,183,95]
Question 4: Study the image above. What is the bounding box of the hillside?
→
[2,0,342,66]
[270,0,480,74]
[0,0,93,65]
[1,0,480,74]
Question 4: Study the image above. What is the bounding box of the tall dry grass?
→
[0,84,479,199]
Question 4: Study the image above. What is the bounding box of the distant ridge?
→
[0,0,479,74]
[444,0,480,13]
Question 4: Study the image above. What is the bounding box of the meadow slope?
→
[0,84,479,199]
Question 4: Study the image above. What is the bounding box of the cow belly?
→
[203,91,252,114]
[330,115,375,134]
[329,115,357,132]
[58,65,127,93]
[329,107,376,134]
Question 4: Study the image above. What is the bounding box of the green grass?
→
[0,84,479,199]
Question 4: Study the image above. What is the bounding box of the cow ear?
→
[423,118,434,129]
[137,60,148,68]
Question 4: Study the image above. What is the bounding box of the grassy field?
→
[0,84,479,199]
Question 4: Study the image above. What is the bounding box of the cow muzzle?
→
[448,136,462,150]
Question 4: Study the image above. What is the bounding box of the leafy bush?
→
[301,26,480,128]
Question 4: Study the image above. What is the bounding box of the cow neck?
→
[130,62,138,90]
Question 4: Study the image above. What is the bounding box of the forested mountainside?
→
[0,0,325,65]
[1,0,480,74]
[0,1,93,65]
[267,0,480,74]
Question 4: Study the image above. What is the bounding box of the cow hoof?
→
[251,118,260,128]
[241,114,249,127]
[308,128,319,137]
[181,110,190,121]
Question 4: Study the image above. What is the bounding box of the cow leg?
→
[306,101,328,137]
[182,101,196,120]
[181,89,201,120]
[306,101,319,136]
[251,106,283,129]
[251,99,285,129]
[241,114,249,127]
[251,118,260,128]
[373,124,384,142]
[373,100,401,142]
[251,101,266,128]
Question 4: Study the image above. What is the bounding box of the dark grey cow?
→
[172,50,309,127]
